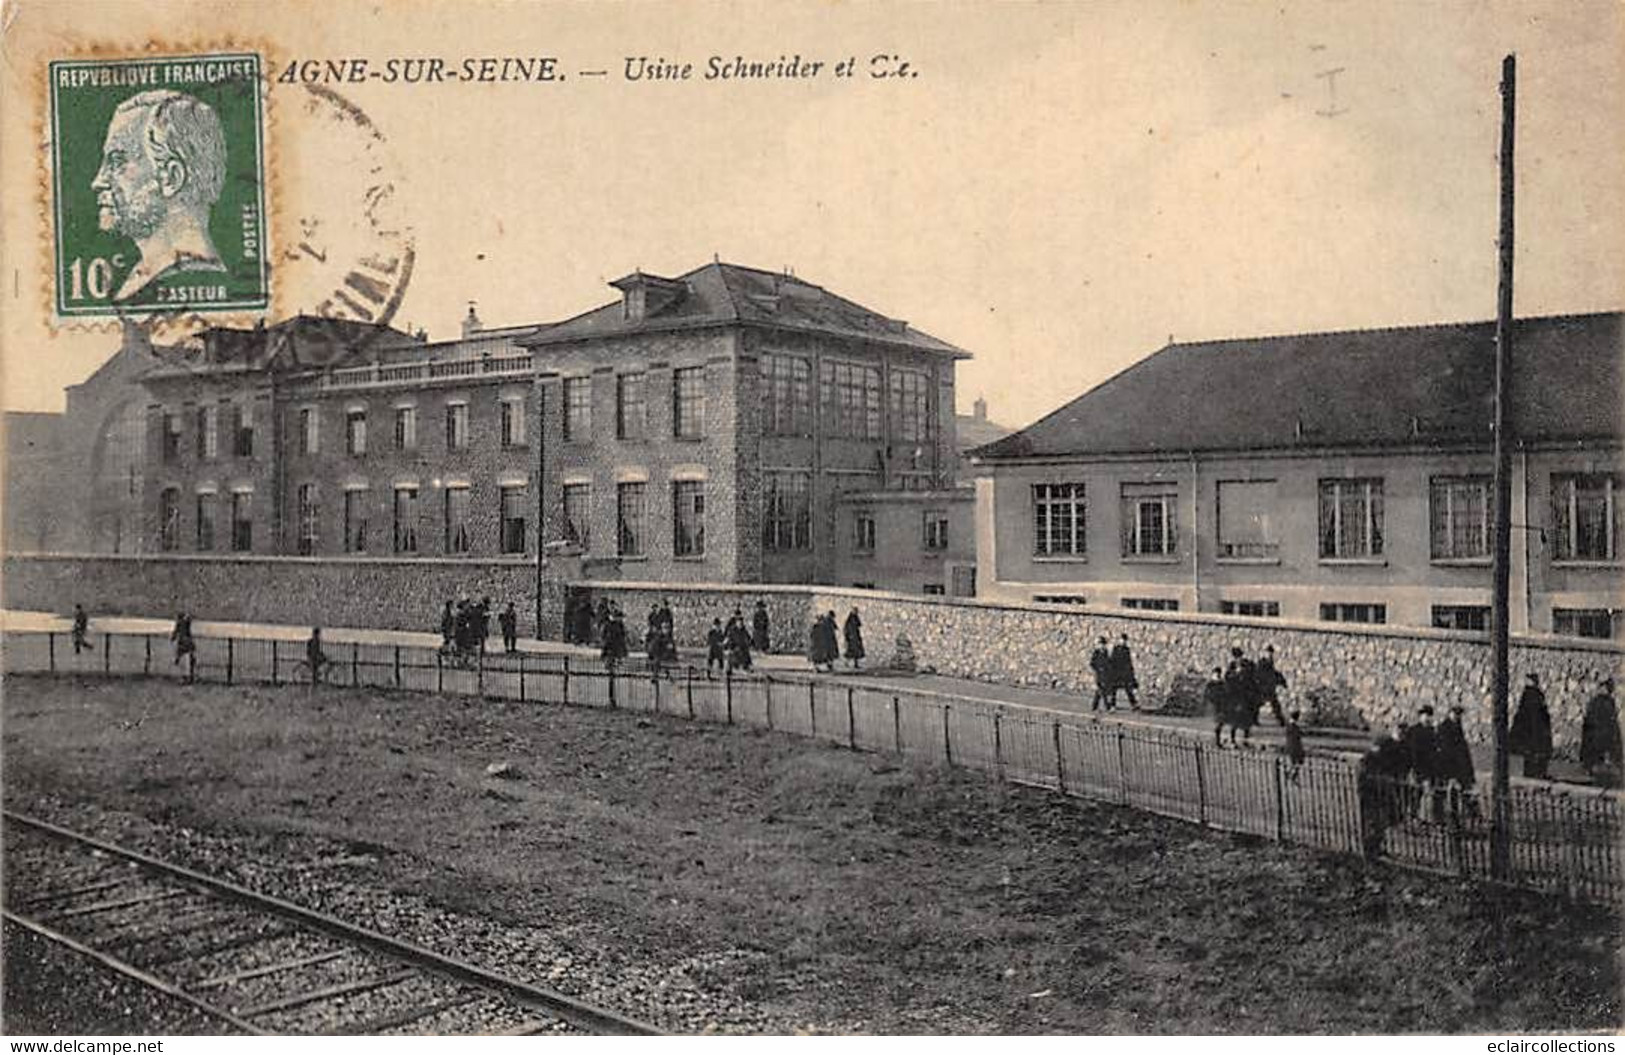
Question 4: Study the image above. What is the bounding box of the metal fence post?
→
[686,666,695,719]
[1194,743,1208,827]
[808,682,817,738]
[226,638,234,684]
[394,645,402,688]
[847,687,856,750]
[477,652,485,698]
[651,670,659,714]
[520,657,528,703]
[765,675,775,731]
[271,639,279,686]
[608,667,617,708]
[893,695,902,754]
[436,648,444,692]
[993,711,1004,781]
[103,632,111,675]
[1273,756,1287,842]
[352,642,360,687]
[144,635,152,676]
[943,704,954,766]
[1115,728,1128,805]
[563,655,571,705]
[48,632,55,674]
[1053,721,1066,794]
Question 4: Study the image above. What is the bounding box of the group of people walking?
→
[1089,634,1140,711]
[1203,643,1289,746]
[706,603,770,674]
[438,597,520,660]
[808,608,863,673]
[1508,672,1622,786]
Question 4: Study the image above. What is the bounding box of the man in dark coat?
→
[476,597,493,656]
[594,597,613,645]
[1436,704,1477,818]
[752,600,771,653]
[1223,647,1258,742]
[440,600,456,648]
[808,613,834,673]
[72,603,92,655]
[572,596,595,646]
[1358,730,1408,862]
[1581,678,1623,786]
[725,610,753,672]
[1401,705,1441,820]
[655,599,676,664]
[601,605,628,670]
[1283,710,1305,780]
[1090,637,1114,711]
[305,627,330,685]
[499,602,518,653]
[1109,634,1138,710]
[170,611,195,667]
[843,608,865,670]
[1509,672,1553,779]
[706,618,727,674]
[1257,644,1288,726]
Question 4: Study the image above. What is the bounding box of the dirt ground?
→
[3,674,1619,1034]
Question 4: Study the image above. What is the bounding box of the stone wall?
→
[578,579,1622,753]
[4,554,553,637]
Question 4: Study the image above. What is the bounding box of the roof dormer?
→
[610,271,687,321]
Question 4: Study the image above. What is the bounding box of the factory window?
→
[392,486,419,554]
[298,407,319,456]
[1551,473,1620,562]
[195,493,215,551]
[923,511,949,551]
[197,406,218,460]
[563,377,592,441]
[232,404,254,457]
[1320,602,1386,625]
[1431,605,1489,631]
[346,409,367,456]
[889,368,933,444]
[1122,483,1178,557]
[158,488,180,551]
[1221,600,1280,618]
[672,480,705,557]
[1553,608,1616,640]
[444,403,469,451]
[394,406,417,451]
[853,512,876,552]
[444,486,471,554]
[1033,482,1086,557]
[1319,478,1384,559]
[500,485,527,555]
[673,367,705,438]
[617,482,647,557]
[562,483,591,549]
[344,489,369,554]
[761,353,811,435]
[1121,597,1179,612]
[231,493,253,552]
[501,396,527,448]
[762,471,812,551]
[161,413,181,462]
[1430,476,1491,560]
[296,484,320,555]
[616,373,647,440]
[821,360,881,439]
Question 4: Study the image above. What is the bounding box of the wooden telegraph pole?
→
[1489,54,1516,882]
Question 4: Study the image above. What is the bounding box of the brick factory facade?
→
[970,312,1625,640]
[132,261,970,588]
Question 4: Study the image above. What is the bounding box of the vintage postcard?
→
[1,0,1620,1042]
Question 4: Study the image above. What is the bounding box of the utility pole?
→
[1489,53,1516,883]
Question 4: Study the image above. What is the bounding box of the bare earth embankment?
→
[2,675,1618,1034]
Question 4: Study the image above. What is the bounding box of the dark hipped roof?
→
[973,312,1623,460]
[521,261,969,358]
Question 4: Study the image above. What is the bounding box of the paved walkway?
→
[3,608,1604,788]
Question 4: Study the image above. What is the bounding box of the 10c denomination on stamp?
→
[49,52,269,317]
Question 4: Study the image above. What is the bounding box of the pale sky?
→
[2,0,1621,429]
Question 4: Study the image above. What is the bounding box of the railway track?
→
[2,811,664,1036]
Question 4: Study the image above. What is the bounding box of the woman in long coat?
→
[843,608,865,669]
[808,613,835,672]
[1581,679,1623,784]
[1508,673,1553,779]
[751,601,771,653]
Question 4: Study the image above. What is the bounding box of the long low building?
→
[969,311,1623,640]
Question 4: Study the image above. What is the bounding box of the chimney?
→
[462,301,482,338]
[973,395,987,421]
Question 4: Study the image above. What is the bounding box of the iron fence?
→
[5,628,1619,904]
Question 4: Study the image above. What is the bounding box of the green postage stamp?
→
[49,53,268,317]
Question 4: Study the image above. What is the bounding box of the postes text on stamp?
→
[49,52,268,317]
